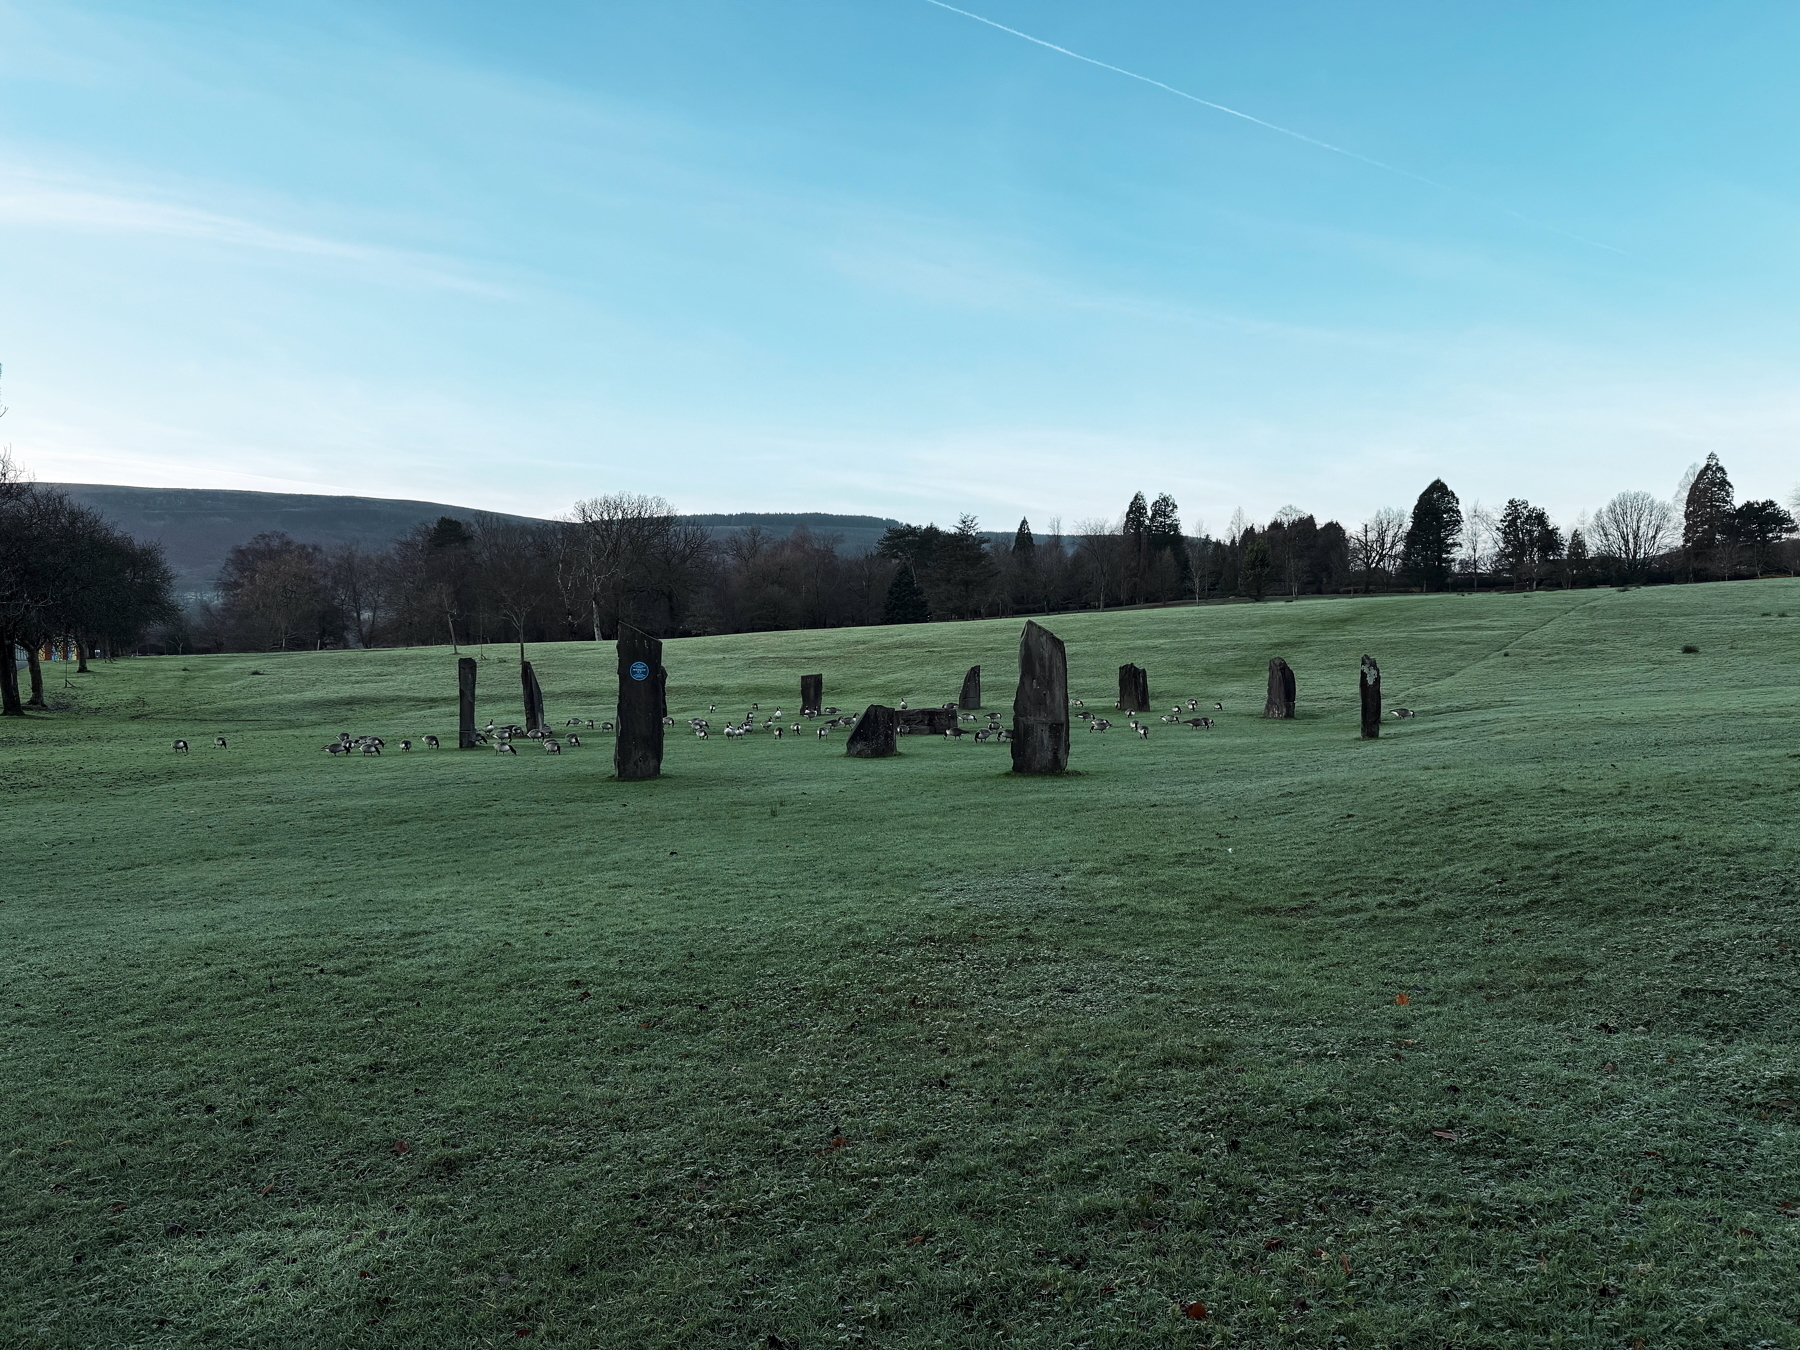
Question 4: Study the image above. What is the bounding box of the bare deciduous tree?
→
[1590,490,1676,583]
[1350,508,1407,593]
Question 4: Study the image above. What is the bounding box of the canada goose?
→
[567,733,581,746]
[214,737,228,749]
[1213,702,1223,710]
[324,742,347,755]
[496,741,516,754]
[362,742,381,755]
[1185,717,1214,729]
[172,739,189,753]
[544,739,562,754]
[1391,708,1416,719]
[424,735,440,749]
[399,740,412,751]
[1136,725,1150,739]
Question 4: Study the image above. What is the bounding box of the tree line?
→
[4,448,1795,673]
[167,456,1794,654]
[0,453,178,715]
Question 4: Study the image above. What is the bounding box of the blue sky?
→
[3,1,1798,533]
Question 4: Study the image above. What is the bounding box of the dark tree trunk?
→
[800,674,823,716]
[458,657,478,748]
[521,660,546,733]
[958,665,981,711]
[76,640,90,674]
[615,625,665,781]
[1011,620,1069,774]
[1359,655,1381,739]
[845,704,897,757]
[1264,657,1296,719]
[25,648,46,707]
[1117,663,1150,712]
[1,641,23,716]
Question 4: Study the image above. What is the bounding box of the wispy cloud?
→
[918,0,1623,256]
[0,167,509,296]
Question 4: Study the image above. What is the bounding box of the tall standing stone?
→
[1264,657,1296,719]
[457,657,478,749]
[1011,621,1069,774]
[958,665,981,711]
[521,660,547,734]
[1118,663,1150,712]
[800,674,823,716]
[1359,655,1381,739]
[615,626,666,780]
[845,704,897,757]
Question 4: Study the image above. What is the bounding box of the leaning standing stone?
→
[615,626,666,780]
[1264,657,1296,719]
[1011,621,1069,774]
[845,704,898,757]
[521,660,547,734]
[458,657,478,748]
[1359,655,1381,739]
[1118,663,1150,712]
[958,665,981,711]
[801,674,823,716]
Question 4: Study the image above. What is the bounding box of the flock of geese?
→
[171,694,1419,756]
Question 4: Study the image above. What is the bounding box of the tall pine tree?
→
[1682,453,1734,579]
[883,564,929,624]
[1400,479,1463,591]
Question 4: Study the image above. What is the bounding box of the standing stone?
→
[1118,663,1150,712]
[458,657,478,749]
[845,704,897,758]
[1264,657,1297,719]
[615,626,666,780]
[800,674,823,716]
[1359,655,1381,739]
[521,660,547,734]
[958,665,981,711]
[1011,621,1069,774]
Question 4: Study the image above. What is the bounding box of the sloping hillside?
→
[47,486,906,597]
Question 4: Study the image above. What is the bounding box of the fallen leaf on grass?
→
[577,991,591,1001]
[1777,1199,1800,1216]
[906,1235,928,1245]
[1431,1129,1459,1141]
[259,1183,275,1196]
[1180,1300,1207,1320]
[1395,994,1410,1006]
[1598,1283,1621,1297]
[1292,1297,1311,1312]
[109,1204,126,1214]
[1262,1238,1283,1251]
[1642,1150,1663,1159]
[392,1140,409,1155]
[1339,1253,1352,1276]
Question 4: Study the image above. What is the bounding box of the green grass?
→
[3,584,1799,1348]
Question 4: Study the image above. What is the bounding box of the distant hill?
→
[45,485,907,598]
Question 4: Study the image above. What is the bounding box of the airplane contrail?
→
[919,0,1622,254]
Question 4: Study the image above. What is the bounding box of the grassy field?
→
[3,583,1798,1349]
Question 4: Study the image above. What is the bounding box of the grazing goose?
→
[325,742,348,755]
[172,739,190,753]
[495,741,516,755]
[361,742,381,755]
[1185,717,1214,729]
[1391,708,1416,719]
[565,718,583,727]
[1136,725,1150,739]
[214,736,228,749]
[1213,702,1223,710]
[424,735,440,749]
[544,739,562,754]
[567,733,581,746]
[399,740,412,751]
[695,728,709,738]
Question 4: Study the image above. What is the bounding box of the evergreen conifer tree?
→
[1400,479,1463,591]
[883,564,929,624]
[1682,453,1734,579]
